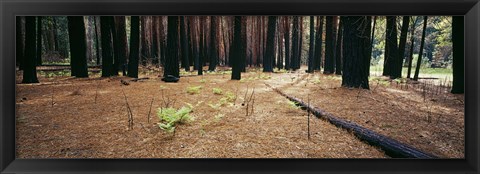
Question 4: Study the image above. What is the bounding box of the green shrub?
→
[157,105,194,133]
[186,86,202,94]
[212,88,223,95]
[287,101,300,110]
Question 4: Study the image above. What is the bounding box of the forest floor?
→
[15,66,464,158]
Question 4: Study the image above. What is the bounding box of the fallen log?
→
[265,84,437,159]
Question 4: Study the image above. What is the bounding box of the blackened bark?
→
[114,16,128,76]
[263,16,277,72]
[307,16,315,73]
[335,17,343,75]
[100,16,114,77]
[341,16,371,89]
[291,16,300,70]
[22,17,39,83]
[451,16,464,94]
[164,16,180,79]
[284,17,291,70]
[208,16,218,71]
[151,17,159,65]
[314,16,324,70]
[16,17,24,70]
[128,16,140,78]
[68,16,89,78]
[413,16,428,81]
[94,17,102,65]
[398,16,410,66]
[231,16,243,80]
[36,16,42,66]
[180,16,191,71]
[324,16,335,74]
[384,16,400,78]
[407,17,418,79]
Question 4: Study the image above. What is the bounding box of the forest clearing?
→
[16,16,464,158]
[16,65,463,158]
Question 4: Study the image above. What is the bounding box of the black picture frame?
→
[1,0,479,173]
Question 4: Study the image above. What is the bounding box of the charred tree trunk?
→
[94,17,102,65]
[335,17,343,75]
[231,16,243,80]
[384,16,400,78]
[324,16,335,74]
[151,16,160,66]
[208,16,218,71]
[128,16,140,78]
[180,16,191,71]
[114,16,128,76]
[16,16,25,70]
[291,16,300,71]
[22,17,39,83]
[68,16,89,78]
[36,16,42,66]
[307,16,315,73]
[413,16,428,81]
[284,17,291,70]
[164,16,180,79]
[398,16,410,68]
[341,16,371,89]
[451,16,464,94]
[100,16,114,77]
[407,17,418,79]
[263,16,277,72]
[314,16,324,70]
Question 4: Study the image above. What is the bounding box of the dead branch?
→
[122,88,134,130]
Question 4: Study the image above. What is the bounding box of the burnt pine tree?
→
[407,17,419,79]
[67,16,89,78]
[114,16,128,76]
[413,16,428,81]
[314,16,324,70]
[164,16,180,79]
[324,16,335,74]
[398,16,410,67]
[36,16,42,66]
[128,16,140,78]
[335,17,343,75]
[284,16,291,70]
[16,17,25,70]
[291,16,300,70]
[307,16,315,73]
[100,16,114,77]
[384,16,400,78]
[180,16,191,72]
[231,16,243,80]
[341,16,372,89]
[263,16,277,72]
[22,17,39,83]
[208,16,218,71]
[451,16,464,94]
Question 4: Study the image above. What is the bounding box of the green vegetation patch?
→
[186,86,202,95]
[157,105,194,133]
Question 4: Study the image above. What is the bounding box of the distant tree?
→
[93,17,102,65]
[164,16,180,78]
[307,16,315,73]
[36,16,42,66]
[413,16,428,81]
[324,16,335,74]
[100,16,114,77]
[128,16,140,78]
[231,16,243,80]
[451,16,464,94]
[22,17,39,83]
[67,16,88,78]
[263,16,277,72]
[16,17,24,70]
[341,16,372,89]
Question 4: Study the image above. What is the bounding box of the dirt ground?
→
[15,66,463,158]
